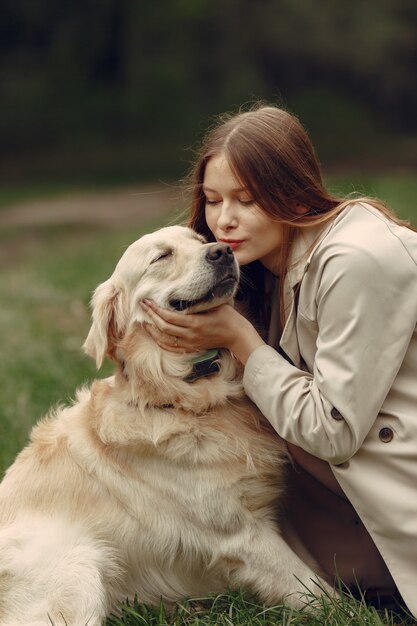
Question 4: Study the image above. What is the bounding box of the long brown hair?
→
[187,104,411,332]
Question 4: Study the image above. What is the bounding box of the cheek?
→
[204,207,219,236]
[204,210,213,232]
[258,219,283,244]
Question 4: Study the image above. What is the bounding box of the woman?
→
[140,105,417,615]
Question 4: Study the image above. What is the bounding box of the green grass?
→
[105,587,413,625]
[0,173,416,625]
[325,171,417,224]
[0,219,165,471]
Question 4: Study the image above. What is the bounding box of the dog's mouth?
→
[169,273,238,312]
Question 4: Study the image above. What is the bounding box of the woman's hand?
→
[140,300,265,365]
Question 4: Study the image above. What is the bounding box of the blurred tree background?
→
[1,0,416,185]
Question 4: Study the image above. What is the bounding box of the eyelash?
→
[151,251,172,264]
[204,198,253,206]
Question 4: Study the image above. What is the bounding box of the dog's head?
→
[83,225,239,370]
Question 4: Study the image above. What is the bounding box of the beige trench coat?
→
[243,202,417,615]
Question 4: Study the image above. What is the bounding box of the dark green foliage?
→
[1,0,416,182]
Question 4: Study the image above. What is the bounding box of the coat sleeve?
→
[243,243,417,465]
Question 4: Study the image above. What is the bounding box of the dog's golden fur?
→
[0,226,327,625]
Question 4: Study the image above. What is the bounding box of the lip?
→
[218,239,244,250]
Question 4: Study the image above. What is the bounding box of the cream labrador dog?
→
[0,226,328,626]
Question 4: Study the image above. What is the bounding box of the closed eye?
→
[238,198,254,205]
[150,250,173,264]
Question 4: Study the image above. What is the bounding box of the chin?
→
[233,252,255,267]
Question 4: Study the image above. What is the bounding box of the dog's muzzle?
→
[169,243,238,312]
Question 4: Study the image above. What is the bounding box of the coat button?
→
[379,427,394,443]
[331,407,343,420]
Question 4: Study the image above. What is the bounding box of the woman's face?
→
[203,153,284,272]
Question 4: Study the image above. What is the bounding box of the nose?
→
[205,243,234,265]
[216,202,237,230]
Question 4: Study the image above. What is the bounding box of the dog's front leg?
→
[215,524,334,610]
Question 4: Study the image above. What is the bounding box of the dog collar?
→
[184,349,220,383]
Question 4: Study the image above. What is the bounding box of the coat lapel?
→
[279,282,302,367]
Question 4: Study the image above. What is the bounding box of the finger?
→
[140,304,181,335]
[143,323,195,354]
[142,300,193,329]
[142,322,174,345]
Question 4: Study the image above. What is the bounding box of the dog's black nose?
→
[205,243,234,265]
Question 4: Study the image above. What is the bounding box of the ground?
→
[0,184,183,229]
[0,184,184,269]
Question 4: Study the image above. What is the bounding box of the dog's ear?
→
[83,278,128,368]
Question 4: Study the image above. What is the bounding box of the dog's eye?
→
[151,250,172,264]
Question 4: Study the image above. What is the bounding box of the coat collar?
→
[278,219,336,367]
[285,219,334,290]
